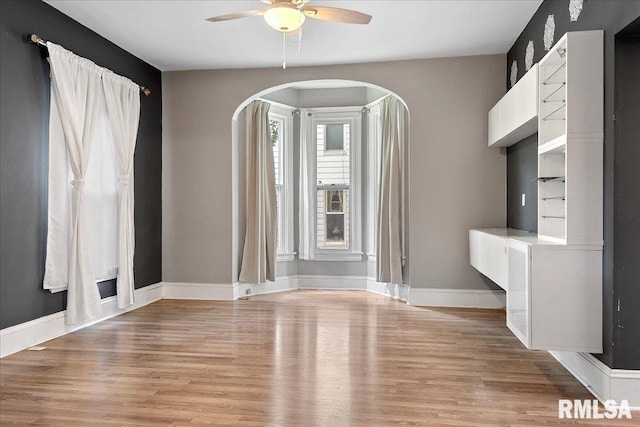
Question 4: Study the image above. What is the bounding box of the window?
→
[325,190,345,244]
[45,89,120,290]
[325,124,345,151]
[300,108,362,261]
[269,104,295,261]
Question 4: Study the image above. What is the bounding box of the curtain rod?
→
[28,34,151,96]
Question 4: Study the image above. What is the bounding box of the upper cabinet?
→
[537,31,603,245]
[488,64,538,147]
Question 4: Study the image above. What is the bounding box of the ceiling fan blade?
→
[302,6,372,24]
[206,9,269,23]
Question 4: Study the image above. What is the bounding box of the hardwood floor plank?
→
[1,291,636,425]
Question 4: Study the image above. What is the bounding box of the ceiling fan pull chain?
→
[282,31,286,69]
[298,28,302,54]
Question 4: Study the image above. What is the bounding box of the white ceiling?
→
[44,0,542,72]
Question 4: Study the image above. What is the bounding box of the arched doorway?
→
[232,80,410,301]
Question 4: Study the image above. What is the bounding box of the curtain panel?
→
[102,73,140,309]
[44,42,103,324]
[377,97,406,285]
[239,101,277,284]
[43,42,140,324]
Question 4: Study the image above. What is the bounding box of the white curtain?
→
[44,42,103,324]
[239,101,277,283]
[377,97,405,285]
[298,110,314,260]
[102,72,140,308]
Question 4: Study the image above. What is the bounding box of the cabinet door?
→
[507,240,531,347]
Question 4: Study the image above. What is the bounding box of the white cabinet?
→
[506,238,602,353]
[469,228,531,290]
[472,31,605,354]
[488,64,538,147]
[537,31,603,244]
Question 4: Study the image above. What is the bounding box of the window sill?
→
[277,252,296,262]
[311,252,363,262]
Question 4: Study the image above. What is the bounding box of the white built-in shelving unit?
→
[537,31,604,245]
[473,31,604,353]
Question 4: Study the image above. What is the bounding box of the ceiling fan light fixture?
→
[264,5,306,32]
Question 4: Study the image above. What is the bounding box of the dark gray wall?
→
[613,19,640,370]
[506,133,538,232]
[506,0,640,369]
[0,0,162,329]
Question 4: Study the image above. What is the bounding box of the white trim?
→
[235,276,299,299]
[366,102,382,259]
[276,252,296,262]
[304,106,364,114]
[311,252,363,262]
[550,351,640,409]
[365,94,391,109]
[366,279,410,302]
[297,275,367,290]
[408,288,506,309]
[270,104,295,257]
[161,282,236,300]
[0,283,163,358]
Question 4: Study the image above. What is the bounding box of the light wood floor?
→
[0,290,635,426]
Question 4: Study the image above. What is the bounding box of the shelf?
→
[542,103,566,121]
[542,62,566,85]
[542,83,566,103]
[539,135,567,154]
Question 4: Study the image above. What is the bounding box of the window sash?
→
[269,105,295,259]
[299,108,362,260]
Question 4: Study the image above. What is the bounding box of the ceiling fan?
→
[206,0,372,33]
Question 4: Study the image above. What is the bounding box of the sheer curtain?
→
[44,42,103,324]
[102,72,140,308]
[298,110,314,260]
[377,97,405,285]
[239,101,277,283]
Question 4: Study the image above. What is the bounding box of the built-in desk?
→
[469,228,602,353]
[469,228,534,290]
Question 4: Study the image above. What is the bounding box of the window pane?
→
[316,123,349,186]
[316,189,349,249]
[326,190,344,213]
[325,124,344,151]
[326,214,345,243]
[271,119,282,185]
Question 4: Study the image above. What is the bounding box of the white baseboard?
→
[366,279,410,302]
[0,283,163,358]
[297,275,368,290]
[550,351,640,409]
[161,281,236,300]
[235,276,298,299]
[408,288,506,309]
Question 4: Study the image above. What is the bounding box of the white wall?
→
[163,55,506,289]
